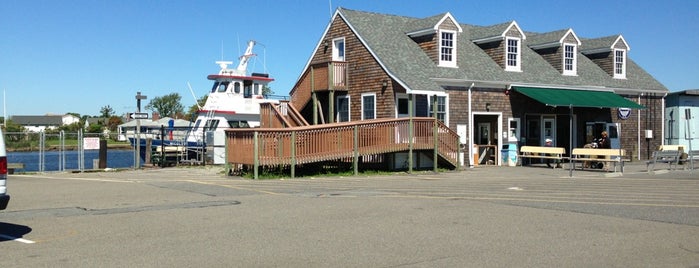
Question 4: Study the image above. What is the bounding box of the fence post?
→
[291,131,296,178]
[353,125,359,175]
[253,131,259,180]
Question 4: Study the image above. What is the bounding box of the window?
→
[439,30,457,67]
[508,118,520,141]
[336,95,350,122]
[505,37,521,71]
[333,38,345,61]
[614,49,626,79]
[204,119,219,131]
[429,95,447,123]
[563,44,576,75]
[361,93,376,120]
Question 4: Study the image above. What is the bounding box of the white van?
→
[0,128,8,210]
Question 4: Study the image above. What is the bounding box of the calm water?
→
[7,150,142,172]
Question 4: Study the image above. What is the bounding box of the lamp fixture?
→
[382,79,388,88]
[485,102,491,111]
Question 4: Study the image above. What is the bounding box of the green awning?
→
[514,86,645,109]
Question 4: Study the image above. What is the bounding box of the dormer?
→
[528,29,582,76]
[406,12,463,68]
[472,21,526,72]
[581,35,630,79]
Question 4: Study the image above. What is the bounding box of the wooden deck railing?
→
[288,61,348,110]
[226,117,460,178]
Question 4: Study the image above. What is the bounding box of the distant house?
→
[11,114,80,132]
[287,7,667,166]
[664,89,699,150]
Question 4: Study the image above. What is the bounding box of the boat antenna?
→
[187,82,202,110]
[328,0,333,21]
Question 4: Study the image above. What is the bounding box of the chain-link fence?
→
[5,130,137,172]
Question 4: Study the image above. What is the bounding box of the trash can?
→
[507,142,518,166]
[501,147,509,166]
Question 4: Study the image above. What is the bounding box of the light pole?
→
[135,92,147,168]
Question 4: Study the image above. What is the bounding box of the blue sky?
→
[1,0,697,117]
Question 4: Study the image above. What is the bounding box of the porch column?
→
[408,94,414,173]
[432,94,438,172]
[329,90,335,123]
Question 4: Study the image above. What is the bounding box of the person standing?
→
[598,131,610,149]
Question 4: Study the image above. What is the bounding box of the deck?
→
[225,117,460,178]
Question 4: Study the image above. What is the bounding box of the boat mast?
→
[235,40,256,75]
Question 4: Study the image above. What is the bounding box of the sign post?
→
[135,92,147,169]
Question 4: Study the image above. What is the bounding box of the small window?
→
[333,38,345,61]
[336,95,350,122]
[361,93,376,120]
[204,119,219,131]
[217,82,229,92]
[429,95,447,123]
[233,82,241,94]
[614,49,626,79]
[439,31,457,67]
[563,44,576,75]
[505,37,521,71]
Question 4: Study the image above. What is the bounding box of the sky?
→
[1,0,697,117]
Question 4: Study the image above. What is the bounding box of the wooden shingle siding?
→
[479,41,505,69]
[414,34,438,65]
[536,46,563,73]
[586,52,614,77]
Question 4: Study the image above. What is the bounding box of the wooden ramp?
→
[225,117,460,178]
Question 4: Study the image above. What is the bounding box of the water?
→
[7,150,141,172]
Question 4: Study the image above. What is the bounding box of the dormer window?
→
[614,49,626,79]
[563,43,577,75]
[505,37,521,71]
[439,30,457,67]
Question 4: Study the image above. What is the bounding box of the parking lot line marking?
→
[183,180,284,195]
[0,234,36,244]
[14,175,134,183]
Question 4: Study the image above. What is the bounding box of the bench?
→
[571,148,628,173]
[519,146,567,168]
[7,163,25,174]
[646,150,682,172]
[685,150,699,169]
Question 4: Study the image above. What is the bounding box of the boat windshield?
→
[228,120,250,128]
[211,82,230,93]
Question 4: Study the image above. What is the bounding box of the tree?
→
[186,95,207,121]
[263,85,275,96]
[106,116,123,131]
[144,93,184,118]
[100,105,115,118]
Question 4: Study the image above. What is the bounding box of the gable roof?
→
[333,8,666,94]
[581,35,630,54]
[471,21,526,44]
[406,12,462,37]
[527,28,581,49]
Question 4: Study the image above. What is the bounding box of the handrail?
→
[226,117,459,178]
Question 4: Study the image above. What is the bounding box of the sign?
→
[130,112,149,119]
[83,137,100,150]
[617,108,631,120]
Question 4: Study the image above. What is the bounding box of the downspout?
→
[637,93,641,161]
[467,82,475,167]
[661,92,667,146]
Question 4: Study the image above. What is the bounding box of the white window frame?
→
[505,37,521,72]
[336,95,351,122]
[361,93,376,120]
[439,30,457,68]
[613,49,626,79]
[508,118,521,142]
[332,37,345,62]
[562,43,577,76]
[428,94,449,125]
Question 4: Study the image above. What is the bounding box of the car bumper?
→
[0,195,9,210]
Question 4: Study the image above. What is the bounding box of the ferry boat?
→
[130,40,280,165]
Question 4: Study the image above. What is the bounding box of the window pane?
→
[440,32,453,62]
[363,95,375,120]
[507,39,518,67]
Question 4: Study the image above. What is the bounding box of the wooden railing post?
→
[253,131,259,180]
[408,95,414,173]
[291,131,296,178]
[353,125,359,175]
[432,95,438,172]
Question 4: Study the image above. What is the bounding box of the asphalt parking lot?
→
[1,163,698,267]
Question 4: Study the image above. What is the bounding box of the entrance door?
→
[606,123,620,149]
[542,117,556,146]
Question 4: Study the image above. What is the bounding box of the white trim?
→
[613,49,627,79]
[361,93,376,120]
[562,43,577,76]
[505,37,521,72]
[336,94,351,122]
[438,30,458,68]
[332,37,345,61]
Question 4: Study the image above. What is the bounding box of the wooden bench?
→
[7,163,25,174]
[519,146,566,168]
[646,150,682,172]
[571,148,628,173]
